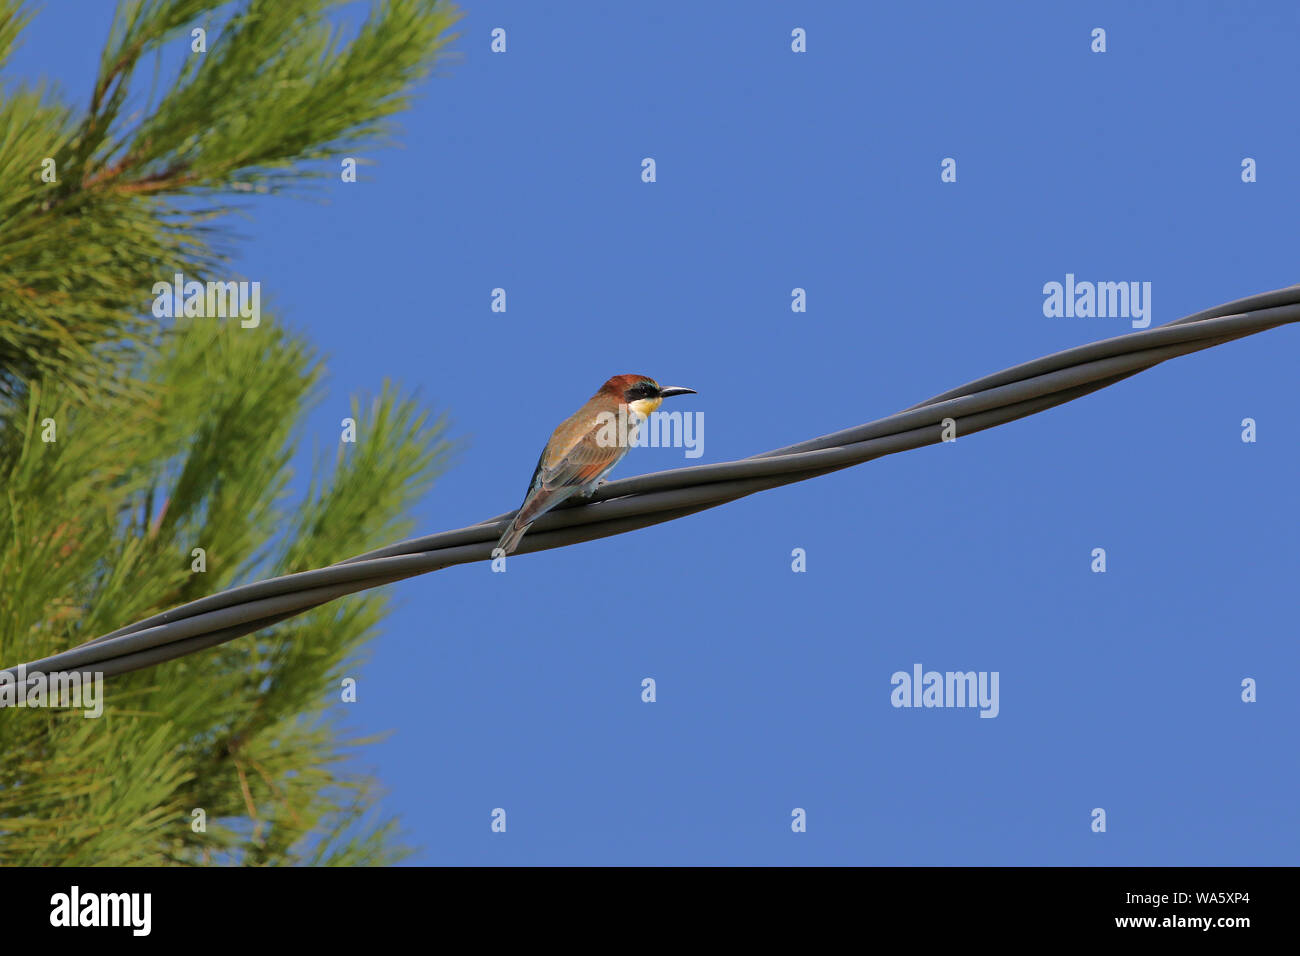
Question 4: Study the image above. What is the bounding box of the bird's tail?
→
[498,486,561,555]
[496,516,531,555]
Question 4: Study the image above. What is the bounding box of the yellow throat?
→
[628,396,662,417]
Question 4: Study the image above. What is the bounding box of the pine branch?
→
[0,0,463,866]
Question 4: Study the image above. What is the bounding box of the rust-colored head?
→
[600,374,652,398]
[598,375,696,406]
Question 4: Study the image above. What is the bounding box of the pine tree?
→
[0,0,461,865]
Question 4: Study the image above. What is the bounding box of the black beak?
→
[658,386,697,398]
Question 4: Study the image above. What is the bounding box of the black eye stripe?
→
[622,381,659,402]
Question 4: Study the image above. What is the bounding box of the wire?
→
[5,285,1298,683]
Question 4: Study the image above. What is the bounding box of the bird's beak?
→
[658,386,697,398]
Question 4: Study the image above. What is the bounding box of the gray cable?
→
[5,285,1297,684]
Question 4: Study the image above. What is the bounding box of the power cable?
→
[4,285,1297,684]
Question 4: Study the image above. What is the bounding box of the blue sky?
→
[8,0,1298,864]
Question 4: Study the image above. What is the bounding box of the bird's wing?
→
[509,407,626,532]
[538,419,625,491]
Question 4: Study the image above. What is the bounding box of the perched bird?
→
[496,374,697,555]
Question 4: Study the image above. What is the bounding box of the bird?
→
[495,374,697,555]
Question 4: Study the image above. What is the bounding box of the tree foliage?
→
[0,0,461,865]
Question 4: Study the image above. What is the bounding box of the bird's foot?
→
[576,478,609,500]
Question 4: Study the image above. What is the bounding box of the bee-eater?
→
[496,374,697,555]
